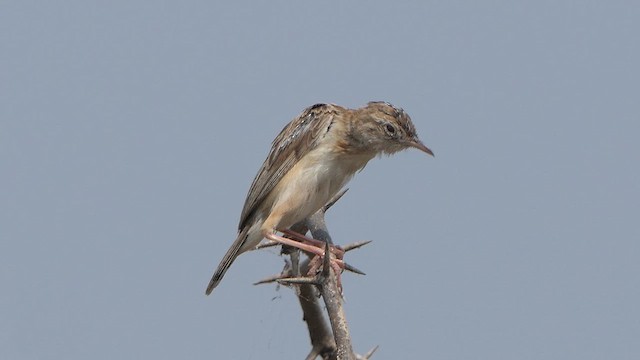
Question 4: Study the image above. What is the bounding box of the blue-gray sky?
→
[2,1,639,359]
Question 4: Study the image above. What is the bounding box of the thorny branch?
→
[255,189,378,360]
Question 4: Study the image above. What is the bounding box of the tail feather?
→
[205,229,249,295]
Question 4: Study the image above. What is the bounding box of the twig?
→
[254,188,377,359]
[302,207,355,359]
[316,241,354,359]
[289,221,337,359]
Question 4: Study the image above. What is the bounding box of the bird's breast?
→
[267,146,373,230]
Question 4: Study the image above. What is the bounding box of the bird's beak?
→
[408,138,434,157]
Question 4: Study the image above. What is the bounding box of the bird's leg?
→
[264,232,345,266]
[280,228,349,290]
[280,228,347,289]
[264,231,346,292]
[280,228,345,259]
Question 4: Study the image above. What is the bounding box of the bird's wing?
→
[238,103,342,230]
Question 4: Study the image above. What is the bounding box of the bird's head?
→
[351,101,434,157]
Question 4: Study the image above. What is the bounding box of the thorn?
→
[343,240,373,252]
[305,348,321,360]
[322,241,331,277]
[253,272,291,285]
[255,240,279,250]
[277,277,319,286]
[322,188,349,212]
[363,345,379,359]
[343,262,366,275]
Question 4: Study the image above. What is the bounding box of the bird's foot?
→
[280,228,345,259]
[306,253,345,291]
[264,230,347,291]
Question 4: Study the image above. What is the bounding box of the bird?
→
[206,101,433,295]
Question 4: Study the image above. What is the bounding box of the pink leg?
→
[280,228,345,258]
[265,230,347,293]
[264,232,345,267]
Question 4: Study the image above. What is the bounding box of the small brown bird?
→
[206,101,433,295]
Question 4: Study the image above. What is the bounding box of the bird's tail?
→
[205,228,249,295]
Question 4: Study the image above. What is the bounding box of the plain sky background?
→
[2,1,639,359]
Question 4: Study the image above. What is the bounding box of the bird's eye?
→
[384,124,396,136]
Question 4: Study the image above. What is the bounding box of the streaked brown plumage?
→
[206,101,432,295]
